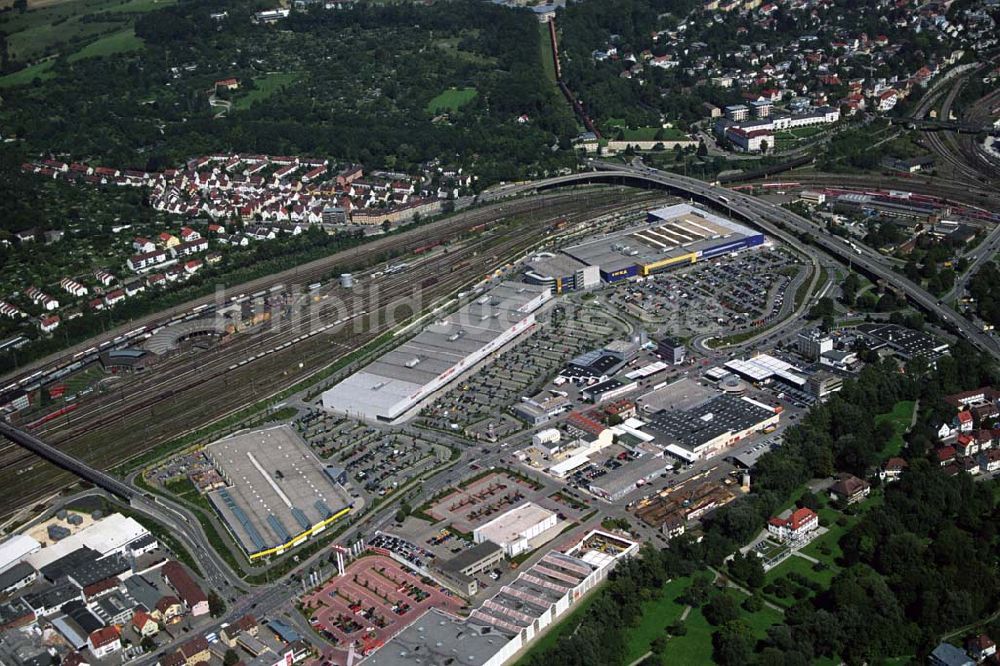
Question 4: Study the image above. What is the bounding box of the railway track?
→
[744,172,1000,210]
[0,190,606,388]
[0,192,660,518]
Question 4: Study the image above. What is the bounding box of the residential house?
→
[39,315,60,333]
[980,449,1000,474]
[930,643,974,666]
[956,410,975,433]
[154,596,184,624]
[104,290,126,307]
[178,636,210,666]
[60,279,88,298]
[965,634,996,662]
[829,473,870,505]
[133,238,156,254]
[879,457,908,483]
[179,227,201,242]
[162,561,208,617]
[157,232,180,250]
[131,610,159,638]
[938,446,957,466]
[87,627,121,659]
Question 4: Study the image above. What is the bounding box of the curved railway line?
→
[0,190,612,388]
[0,190,662,518]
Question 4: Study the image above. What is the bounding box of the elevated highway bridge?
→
[481,163,1000,360]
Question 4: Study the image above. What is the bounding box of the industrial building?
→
[204,425,353,561]
[561,203,766,283]
[472,502,558,557]
[365,531,638,666]
[646,394,780,462]
[24,514,154,571]
[439,541,504,579]
[523,252,601,293]
[322,282,551,422]
[0,535,41,574]
[723,353,807,390]
[588,454,673,501]
[657,337,686,365]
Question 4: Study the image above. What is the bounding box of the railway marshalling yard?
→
[0,187,668,521]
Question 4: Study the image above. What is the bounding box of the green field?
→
[1,0,172,62]
[426,87,478,114]
[606,120,688,142]
[765,552,838,588]
[875,400,915,459]
[623,578,689,663]
[538,22,557,84]
[233,72,302,110]
[68,27,143,61]
[662,589,783,663]
[0,59,56,87]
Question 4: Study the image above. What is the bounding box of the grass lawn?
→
[801,522,850,564]
[765,552,838,588]
[68,27,143,61]
[0,59,56,87]
[426,87,478,114]
[538,22,557,84]
[605,120,688,142]
[233,72,301,110]
[875,400,915,459]
[622,578,689,663]
[2,0,173,62]
[662,590,782,664]
[60,365,107,396]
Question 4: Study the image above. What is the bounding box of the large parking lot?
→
[297,410,451,499]
[301,555,462,653]
[417,469,583,534]
[606,249,804,337]
[416,303,625,435]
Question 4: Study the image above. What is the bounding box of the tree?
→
[704,592,741,626]
[713,620,754,666]
[208,591,225,617]
[223,649,240,666]
[697,140,708,157]
[728,552,766,589]
[759,139,769,155]
[140,636,156,652]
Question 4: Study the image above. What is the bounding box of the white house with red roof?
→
[87,627,121,658]
[767,507,819,543]
[956,410,974,433]
[39,315,60,333]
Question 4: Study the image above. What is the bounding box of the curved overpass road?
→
[487,163,1000,360]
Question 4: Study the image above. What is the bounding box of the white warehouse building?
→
[472,502,558,557]
[321,282,551,422]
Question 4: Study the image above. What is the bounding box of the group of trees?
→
[2,0,580,184]
[966,260,1000,329]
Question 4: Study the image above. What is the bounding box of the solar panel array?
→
[218,488,268,550]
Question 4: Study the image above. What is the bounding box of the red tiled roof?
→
[162,561,207,606]
[89,626,119,648]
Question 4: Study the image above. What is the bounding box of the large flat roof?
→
[322,282,549,421]
[473,502,555,545]
[645,394,776,453]
[24,514,147,570]
[205,425,350,556]
[563,203,762,272]
[363,608,509,666]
